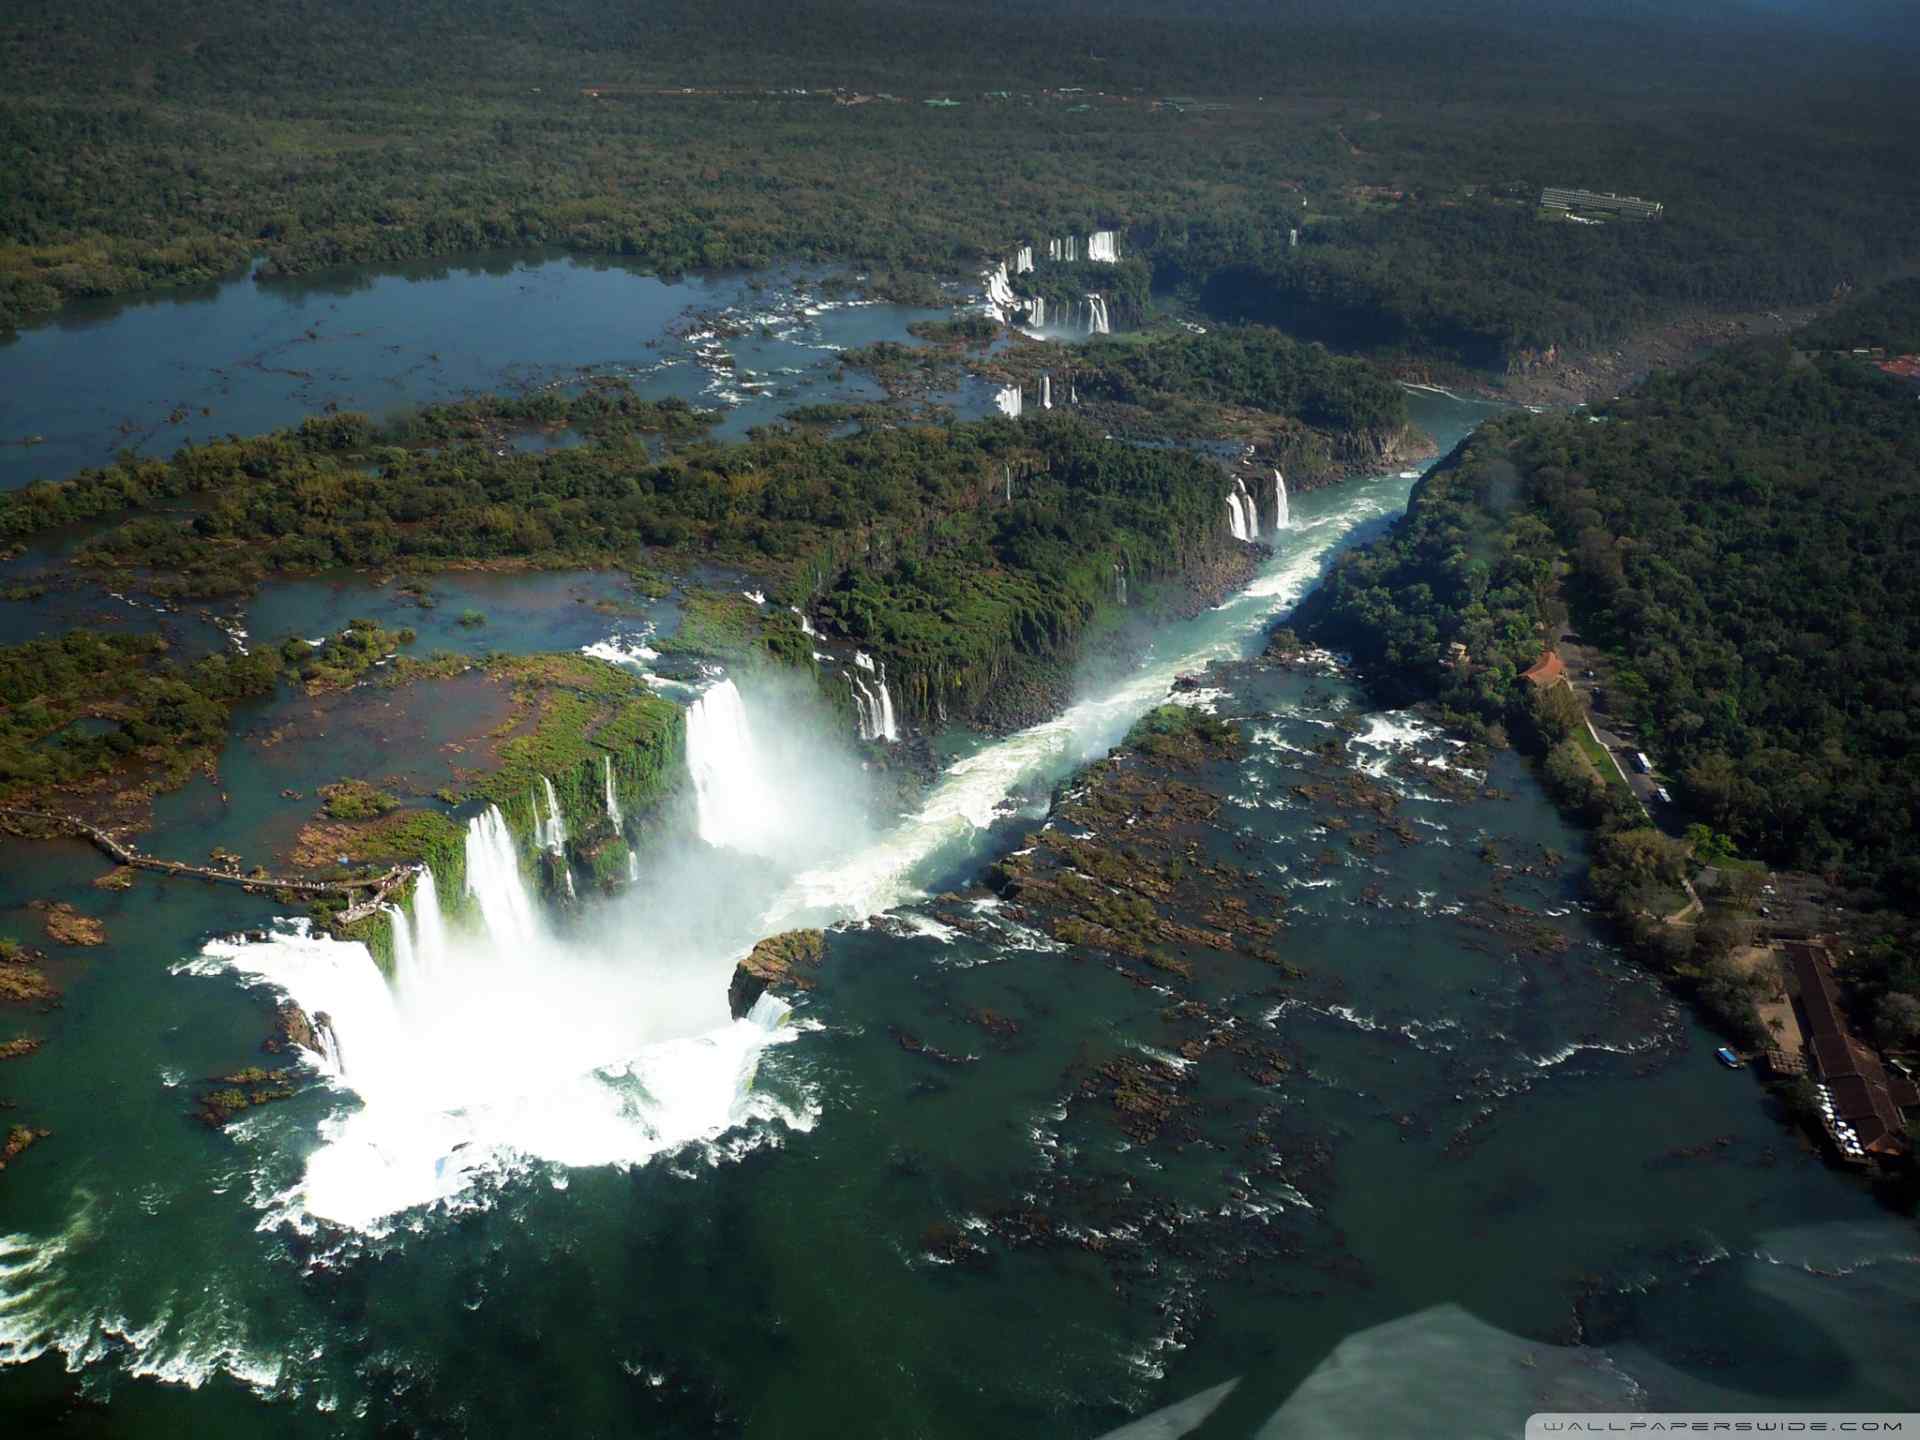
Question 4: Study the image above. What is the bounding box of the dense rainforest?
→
[2,0,1916,375]
[1294,292,1920,1045]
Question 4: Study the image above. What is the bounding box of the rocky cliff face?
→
[727,929,825,1019]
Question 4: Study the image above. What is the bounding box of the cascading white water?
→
[1042,374,1052,409]
[686,678,789,855]
[850,673,879,740]
[529,776,568,856]
[412,867,448,976]
[876,661,899,742]
[465,805,541,953]
[1028,295,1046,328]
[1014,245,1035,274]
[1085,295,1110,335]
[1226,478,1253,541]
[1088,229,1120,262]
[848,654,900,742]
[995,384,1023,419]
[981,261,1018,321]
[386,904,414,986]
[604,756,623,829]
[1274,468,1291,530]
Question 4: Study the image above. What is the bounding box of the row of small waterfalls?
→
[992,369,1080,419]
[982,229,1122,336]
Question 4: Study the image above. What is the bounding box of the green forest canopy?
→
[2,0,1916,370]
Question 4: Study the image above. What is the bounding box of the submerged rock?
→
[728,928,825,1019]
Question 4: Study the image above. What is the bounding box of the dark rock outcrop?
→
[727,929,825,1019]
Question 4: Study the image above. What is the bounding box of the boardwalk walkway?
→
[0,804,411,923]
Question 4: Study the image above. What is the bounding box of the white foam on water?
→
[194,911,810,1234]
[763,475,1418,926]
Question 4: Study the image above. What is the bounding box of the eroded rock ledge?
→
[727,929,825,1019]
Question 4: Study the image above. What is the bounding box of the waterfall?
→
[876,661,899,742]
[995,384,1023,419]
[386,904,414,981]
[1028,295,1046,328]
[311,1011,344,1077]
[465,805,541,953]
[1273,468,1290,530]
[1115,564,1128,606]
[412,867,448,976]
[981,261,1018,321]
[1070,380,1078,406]
[686,678,785,854]
[851,673,879,740]
[1088,229,1119,262]
[627,851,640,882]
[1226,478,1255,541]
[1015,245,1035,274]
[849,655,900,742]
[1042,374,1053,409]
[1086,295,1110,336]
[792,606,816,638]
[531,776,567,855]
[604,756,623,829]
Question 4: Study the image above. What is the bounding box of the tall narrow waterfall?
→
[1028,295,1046,328]
[465,805,541,952]
[1088,230,1120,262]
[1042,374,1053,409]
[995,384,1023,419]
[533,776,567,854]
[686,678,785,854]
[387,902,414,979]
[604,756,623,829]
[1015,245,1035,275]
[412,867,448,975]
[982,261,1018,321]
[1086,295,1110,335]
[1273,468,1291,530]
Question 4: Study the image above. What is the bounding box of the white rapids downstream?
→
[190,465,1425,1233]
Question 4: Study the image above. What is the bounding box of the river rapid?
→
[1,261,1915,1438]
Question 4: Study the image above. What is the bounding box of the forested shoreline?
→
[1293,284,1920,1060]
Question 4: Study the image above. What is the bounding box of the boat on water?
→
[1715,1046,1743,1068]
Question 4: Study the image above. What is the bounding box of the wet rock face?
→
[727,929,825,1019]
[265,1000,317,1054]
